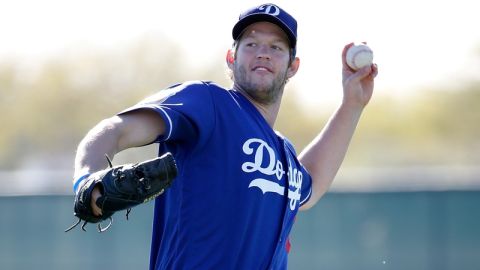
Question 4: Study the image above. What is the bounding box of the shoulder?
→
[139,80,227,104]
[275,131,297,155]
[167,80,226,95]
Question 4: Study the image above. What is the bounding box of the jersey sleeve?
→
[298,165,313,206]
[282,136,313,207]
[118,81,216,146]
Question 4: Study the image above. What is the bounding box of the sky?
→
[0,0,479,109]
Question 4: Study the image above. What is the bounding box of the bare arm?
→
[299,43,378,210]
[73,109,165,215]
[74,109,165,178]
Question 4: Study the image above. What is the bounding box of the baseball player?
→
[71,3,378,269]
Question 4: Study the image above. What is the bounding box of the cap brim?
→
[232,14,296,48]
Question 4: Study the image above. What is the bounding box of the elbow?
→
[299,182,330,211]
[79,117,123,151]
[299,201,315,211]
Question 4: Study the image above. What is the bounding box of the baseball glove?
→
[65,152,177,232]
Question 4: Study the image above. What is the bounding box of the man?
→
[72,3,378,269]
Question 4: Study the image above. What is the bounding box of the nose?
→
[256,45,271,60]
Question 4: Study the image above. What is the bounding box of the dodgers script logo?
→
[241,138,302,210]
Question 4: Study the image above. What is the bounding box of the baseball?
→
[346,43,374,70]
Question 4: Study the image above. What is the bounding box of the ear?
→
[226,49,235,68]
[287,57,300,79]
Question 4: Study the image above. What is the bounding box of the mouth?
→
[252,65,273,73]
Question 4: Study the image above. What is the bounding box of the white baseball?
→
[346,43,374,70]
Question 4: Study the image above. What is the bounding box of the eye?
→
[246,42,257,47]
[271,45,282,51]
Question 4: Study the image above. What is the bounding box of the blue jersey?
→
[121,81,312,269]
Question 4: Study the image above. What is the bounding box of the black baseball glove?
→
[65,152,177,232]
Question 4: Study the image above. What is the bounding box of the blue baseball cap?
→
[232,4,297,50]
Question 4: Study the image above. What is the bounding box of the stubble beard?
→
[233,65,288,105]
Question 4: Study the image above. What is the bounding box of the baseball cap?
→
[232,4,297,51]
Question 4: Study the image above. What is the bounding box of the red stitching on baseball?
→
[352,49,371,69]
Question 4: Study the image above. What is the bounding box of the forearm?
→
[74,118,122,179]
[73,110,166,181]
[299,103,364,208]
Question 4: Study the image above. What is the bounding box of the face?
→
[231,22,298,105]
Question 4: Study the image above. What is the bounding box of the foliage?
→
[0,39,479,169]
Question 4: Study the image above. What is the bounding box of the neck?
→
[234,86,283,127]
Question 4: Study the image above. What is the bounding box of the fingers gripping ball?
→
[346,43,374,70]
[65,152,178,232]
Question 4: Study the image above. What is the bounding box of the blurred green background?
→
[1,35,479,171]
[0,37,478,269]
[1,0,480,269]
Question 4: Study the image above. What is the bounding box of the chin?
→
[250,77,274,90]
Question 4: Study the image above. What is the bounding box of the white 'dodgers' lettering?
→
[242,138,285,180]
[242,138,304,210]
